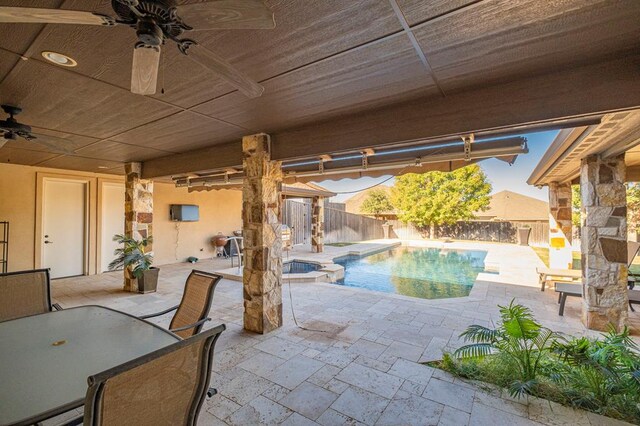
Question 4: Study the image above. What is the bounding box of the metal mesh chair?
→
[0,268,61,322]
[82,324,225,426]
[140,270,222,339]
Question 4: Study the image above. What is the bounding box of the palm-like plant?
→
[108,234,153,279]
[550,327,640,414]
[453,300,558,397]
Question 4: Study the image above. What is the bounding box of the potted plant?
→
[517,224,531,246]
[108,234,159,293]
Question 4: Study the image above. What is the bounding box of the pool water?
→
[283,260,320,274]
[333,247,487,300]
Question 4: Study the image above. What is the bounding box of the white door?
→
[100,182,125,272]
[43,179,87,278]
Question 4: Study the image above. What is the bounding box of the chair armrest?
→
[52,303,63,311]
[170,317,211,333]
[139,305,180,319]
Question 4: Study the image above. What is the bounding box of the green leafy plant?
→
[391,164,491,238]
[360,188,394,219]
[550,327,640,418]
[108,234,153,279]
[454,300,558,397]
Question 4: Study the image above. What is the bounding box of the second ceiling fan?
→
[0,0,275,98]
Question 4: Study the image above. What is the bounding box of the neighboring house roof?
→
[344,186,396,216]
[476,190,549,221]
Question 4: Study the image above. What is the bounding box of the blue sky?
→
[313,130,557,203]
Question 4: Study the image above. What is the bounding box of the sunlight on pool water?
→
[333,246,487,300]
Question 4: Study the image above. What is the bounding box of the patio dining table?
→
[0,305,180,426]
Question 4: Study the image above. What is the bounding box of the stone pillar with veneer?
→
[548,182,573,269]
[311,196,325,253]
[580,154,628,331]
[124,162,153,292]
[242,133,283,333]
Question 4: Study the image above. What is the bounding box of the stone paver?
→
[50,241,637,426]
[331,386,390,425]
[335,362,404,399]
[423,378,475,413]
[279,382,339,420]
[376,391,444,426]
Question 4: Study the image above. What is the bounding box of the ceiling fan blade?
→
[177,0,275,30]
[24,133,76,154]
[131,45,161,95]
[0,7,115,26]
[183,43,264,98]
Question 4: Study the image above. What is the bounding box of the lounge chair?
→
[537,267,581,291]
[0,268,62,322]
[554,282,640,316]
[540,241,640,292]
[139,270,222,339]
[65,324,226,426]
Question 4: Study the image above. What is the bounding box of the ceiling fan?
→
[0,0,275,97]
[0,104,76,153]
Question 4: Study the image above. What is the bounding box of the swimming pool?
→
[333,246,487,300]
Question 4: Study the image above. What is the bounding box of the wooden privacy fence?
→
[389,220,550,246]
[283,199,311,245]
[283,200,385,244]
[324,207,385,243]
[284,199,549,245]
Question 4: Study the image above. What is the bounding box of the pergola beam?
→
[141,55,640,179]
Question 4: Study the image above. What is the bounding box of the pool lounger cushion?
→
[537,267,581,291]
[554,281,640,316]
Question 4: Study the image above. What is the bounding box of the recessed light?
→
[97,166,109,169]
[41,51,77,67]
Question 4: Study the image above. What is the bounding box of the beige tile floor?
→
[49,241,636,426]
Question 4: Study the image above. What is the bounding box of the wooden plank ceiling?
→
[0,0,638,175]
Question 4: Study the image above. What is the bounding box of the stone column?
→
[124,162,153,292]
[311,196,325,253]
[548,182,573,269]
[242,133,283,333]
[580,154,628,331]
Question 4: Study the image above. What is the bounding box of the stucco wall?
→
[0,163,38,272]
[0,163,243,273]
[152,183,242,266]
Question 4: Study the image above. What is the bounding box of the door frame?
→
[35,173,95,276]
[97,178,125,273]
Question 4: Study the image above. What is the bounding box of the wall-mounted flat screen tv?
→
[170,204,199,222]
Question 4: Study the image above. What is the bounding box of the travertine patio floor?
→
[49,241,635,426]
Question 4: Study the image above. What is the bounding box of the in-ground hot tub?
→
[283,260,321,274]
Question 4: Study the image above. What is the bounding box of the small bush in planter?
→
[108,234,158,293]
[430,300,640,424]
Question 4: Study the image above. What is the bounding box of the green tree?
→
[572,183,640,232]
[572,185,581,227]
[627,184,640,233]
[391,164,492,238]
[360,188,393,219]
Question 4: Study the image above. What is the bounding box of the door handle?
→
[44,240,53,244]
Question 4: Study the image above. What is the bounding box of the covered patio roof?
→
[528,109,640,186]
[0,1,638,178]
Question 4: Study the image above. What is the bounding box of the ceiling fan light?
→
[41,51,77,67]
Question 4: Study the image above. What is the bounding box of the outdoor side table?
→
[0,305,180,426]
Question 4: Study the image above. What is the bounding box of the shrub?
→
[434,301,640,424]
[454,300,558,397]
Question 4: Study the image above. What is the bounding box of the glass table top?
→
[0,305,179,426]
